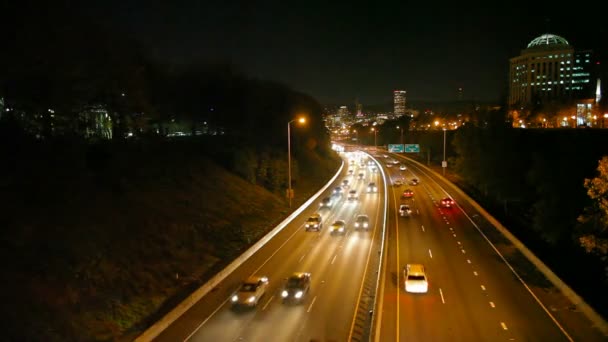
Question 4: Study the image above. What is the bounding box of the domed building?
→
[508,33,600,127]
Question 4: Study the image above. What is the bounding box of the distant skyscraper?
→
[393,90,406,116]
[355,100,363,117]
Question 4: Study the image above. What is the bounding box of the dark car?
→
[319,196,333,209]
[440,197,455,208]
[401,189,414,199]
[281,272,311,303]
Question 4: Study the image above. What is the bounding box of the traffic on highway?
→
[145,147,606,342]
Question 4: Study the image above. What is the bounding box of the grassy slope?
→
[0,139,339,341]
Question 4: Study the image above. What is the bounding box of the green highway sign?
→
[388,144,404,152]
[404,144,420,153]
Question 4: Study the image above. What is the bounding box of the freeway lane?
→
[376,153,575,341]
[154,151,386,342]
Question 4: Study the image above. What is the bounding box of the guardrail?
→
[135,161,345,341]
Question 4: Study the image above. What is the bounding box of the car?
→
[342,179,350,188]
[399,204,412,217]
[354,214,370,229]
[330,219,347,234]
[358,172,365,180]
[404,264,428,293]
[409,178,419,186]
[401,189,414,198]
[386,162,393,168]
[282,272,311,302]
[440,197,455,208]
[347,189,358,201]
[399,164,407,171]
[393,179,403,187]
[367,182,378,193]
[231,275,269,307]
[319,196,333,209]
[305,213,323,231]
[332,186,343,196]
[348,169,354,175]
[370,165,378,172]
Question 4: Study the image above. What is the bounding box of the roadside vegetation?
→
[0,131,339,341]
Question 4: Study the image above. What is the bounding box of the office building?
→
[393,90,406,116]
[508,33,601,127]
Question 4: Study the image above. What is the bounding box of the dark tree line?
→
[449,108,608,287]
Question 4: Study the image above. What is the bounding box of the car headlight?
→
[295,291,303,299]
[363,223,368,227]
[232,295,238,302]
[339,227,344,232]
[355,222,359,227]
[281,290,288,298]
[248,296,255,303]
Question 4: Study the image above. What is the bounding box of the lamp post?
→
[442,128,447,176]
[397,125,403,145]
[288,117,306,208]
[603,113,608,129]
[371,127,377,149]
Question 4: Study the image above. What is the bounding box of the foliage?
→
[577,156,608,280]
[0,137,338,341]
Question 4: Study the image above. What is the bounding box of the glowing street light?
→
[396,125,403,145]
[287,117,306,208]
[442,128,447,176]
[371,127,378,149]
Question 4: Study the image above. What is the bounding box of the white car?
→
[393,179,403,187]
[232,276,269,307]
[404,264,428,293]
[399,164,407,171]
[399,204,412,217]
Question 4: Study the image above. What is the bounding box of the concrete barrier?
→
[134,161,344,341]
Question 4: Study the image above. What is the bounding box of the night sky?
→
[6,1,607,106]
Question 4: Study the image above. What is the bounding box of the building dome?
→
[526,33,570,48]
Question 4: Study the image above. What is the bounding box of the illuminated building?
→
[393,90,406,116]
[508,33,601,127]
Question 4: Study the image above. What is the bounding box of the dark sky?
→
[7,1,607,106]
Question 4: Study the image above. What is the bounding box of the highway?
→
[374,151,606,341]
[153,151,386,342]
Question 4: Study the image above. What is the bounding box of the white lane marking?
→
[449,227,453,231]
[490,301,495,308]
[429,249,433,258]
[467,259,471,264]
[461,249,466,254]
[453,233,457,237]
[331,254,337,265]
[307,296,317,313]
[299,254,306,263]
[439,288,445,304]
[501,322,508,330]
[481,285,486,291]
[473,271,478,276]
[262,295,274,310]
[457,241,461,245]
[421,225,425,232]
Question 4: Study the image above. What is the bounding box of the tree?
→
[577,156,608,280]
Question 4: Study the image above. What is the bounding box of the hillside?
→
[0,137,339,341]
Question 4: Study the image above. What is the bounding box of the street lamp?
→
[604,113,608,129]
[288,117,306,208]
[371,127,377,149]
[442,128,447,176]
[396,125,403,145]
